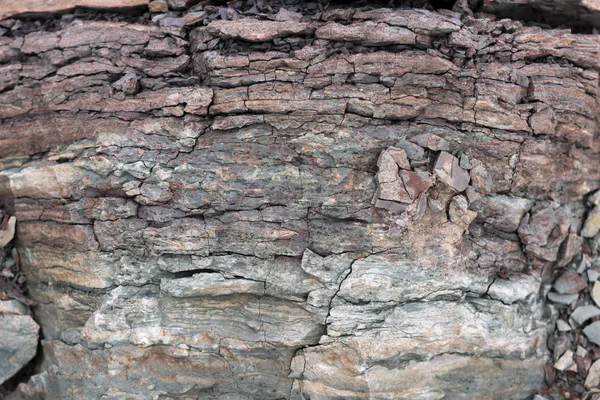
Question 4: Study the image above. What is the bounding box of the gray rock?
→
[556,319,572,332]
[0,314,39,385]
[487,273,541,304]
[554,270,587,294]
[409,133,450,151]
[395,139,424,160]
[0,300,29,315]
[459,153,472,169]
[584,321,600,346]
[570,305,600,326]
[470,195,533,232]
[588,269,600,282]
[547,292,579,305]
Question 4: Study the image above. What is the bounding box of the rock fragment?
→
[275,8,303,22]
[557,319,572,332]
[409,133,450,151]
[553,270,587,294]
[0,216,16,247]
[582,205,600,238]
[112,72,139,96]
[554,349,575,371]
[149,0,168,13]
[0,310,39,385]
[399,170,433,200]
[395,139,424,160]
[585,359,600,389]
[387,147,411,170]
[593,281,600,307]
[548,292,579,305]
[448,195,477,229]
[583,321,600,346]
[184,10,208,26]
[433,151,470,192]
[570,306,600,327]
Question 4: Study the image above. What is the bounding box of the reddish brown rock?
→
[0,0,148,20]
[207,19,312,42]
[316,22,417,45]
[554,270,587,295]
[433,152,470,192]
[400,170,433,200]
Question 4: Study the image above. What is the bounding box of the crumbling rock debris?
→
[0,2,599,399]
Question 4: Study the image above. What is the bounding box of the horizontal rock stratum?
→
[1,1,599,399]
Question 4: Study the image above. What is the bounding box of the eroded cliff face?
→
[0,0,599,398]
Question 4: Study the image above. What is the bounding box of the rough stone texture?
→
[0,0,148,20]
[0,3,599,399]
[0,302,39,385]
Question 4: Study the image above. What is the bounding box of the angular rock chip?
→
[399,170,433,200]
[448,194,477,229]
[395,139,424,160]
[554,349,574,371]
[433,151,470,192]
[470,195,533,232]
[409,133,450,151]
[386,147,411,170]
[584,321,600,347]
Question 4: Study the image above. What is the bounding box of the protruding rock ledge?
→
[0,0,149,20]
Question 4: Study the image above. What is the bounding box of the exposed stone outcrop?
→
[0,1,599,398]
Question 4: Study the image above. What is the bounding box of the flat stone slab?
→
[0,0,148,20]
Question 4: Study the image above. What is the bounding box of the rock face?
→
[0,301,39,385]
[1,1,599,399]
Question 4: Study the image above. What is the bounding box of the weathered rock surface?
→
[0,2,599,399]
[0,0,148,20]
[0,301,39,385]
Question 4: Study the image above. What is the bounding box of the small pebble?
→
[557,319,572,332]
[588,269,600,282]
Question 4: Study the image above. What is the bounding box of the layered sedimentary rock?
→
[1,2,599,399]
[0,0,149,20]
